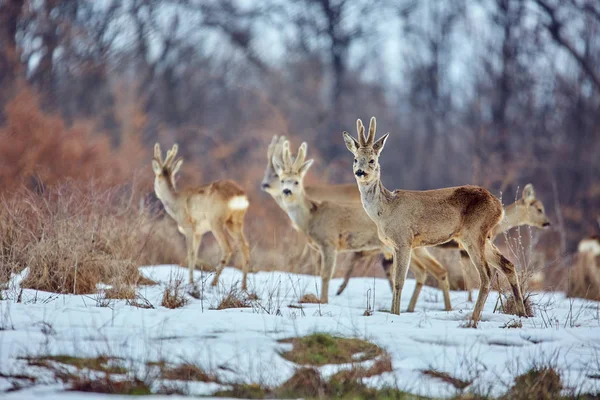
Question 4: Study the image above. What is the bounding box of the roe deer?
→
[261,135,378,276]
[262,135,452,307]
[343,117,526,326]
[443,183,551,301]
[152,143,251,289]
[273,140,452,309]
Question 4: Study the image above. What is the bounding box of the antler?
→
[292,142,307,171]
[164,144,179,168]
[154,143,164,165]
[267,135,279,158]
[366,117,376,146]
[357,119,366,146]
[281,140,293,169]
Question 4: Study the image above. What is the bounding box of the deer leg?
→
[391,245,412,315]
[485,240,527,317]
[319,246,337,304]
[382,251,394,290]
[210,224,233,287]
[459,250,473,302]
[336,251,364,295]
[312,249,321,275]
[185,232,195,284]
[415,248,452,311]
[227,220,251,291]
[189,232,203,284]
[407,257,427,312]
[460,239,492,327]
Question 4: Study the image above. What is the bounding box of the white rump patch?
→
[228,195,249,210]
[578,238,600,256]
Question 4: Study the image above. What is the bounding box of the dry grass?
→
[422,369,473,390]
[161,276,188,309]
[278,367,326,398]
[67,376,151,395]
[0,182,177,294]
[159,363,218,382]
[103,286,136,300]
[500,293,535,317]
[278,333,383,366]
[505,366,563,400]
[215,287,252,310]
[298,293,320,304]
[21,355,126,374]
[330,354,393,382]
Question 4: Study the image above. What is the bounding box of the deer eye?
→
[280,180,284,183]
[353,158,357,163]
[369,159,375,164]
[294,181,298,185]
[537,208,543,214]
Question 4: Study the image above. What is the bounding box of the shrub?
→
[161,276,188,309]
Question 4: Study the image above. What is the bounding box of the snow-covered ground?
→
[1,265,599,399]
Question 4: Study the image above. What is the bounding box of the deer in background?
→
[440,183,551,301]
[152,144,251,289]
[343,117,526,326]
[273,140,452,310]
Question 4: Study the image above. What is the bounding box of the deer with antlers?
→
[343,117,527,326]
[272,139,452,309]
[152,144,251,289]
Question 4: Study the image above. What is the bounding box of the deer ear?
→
[343,132,359,154]
[152,160,162,175]
[172,158,183,177]
[298,159,314,177]
[372,133,389,155]
[272,155,284,176]
[522,184,536,202]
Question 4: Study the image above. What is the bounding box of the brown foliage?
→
[0,88,145,191]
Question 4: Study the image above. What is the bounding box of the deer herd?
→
[152,117,560,327]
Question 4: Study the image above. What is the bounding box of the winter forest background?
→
[0,0,598,275]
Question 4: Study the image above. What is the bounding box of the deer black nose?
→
[283,189,292,196]
[355,169,366,177]
[543,222,551,227]
[261,183,270,189]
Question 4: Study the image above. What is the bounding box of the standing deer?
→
[152,143,251,289]
[439,183,551,301]
[343,117,526,326]
[273,140,452,310]
[261,135,375,276]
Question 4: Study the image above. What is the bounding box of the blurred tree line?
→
[0,0,598,252]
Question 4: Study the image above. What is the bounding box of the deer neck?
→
[357,177,391,222]
[271,193,287,210]
[282,190,314,233]
[154,178,179,218]
[492,202,524,239]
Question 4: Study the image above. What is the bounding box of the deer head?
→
[272,140,314,203]
[261,135,287,196]
[152,143,183,190]
[342,117,389,184]
[516,183,551,228]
